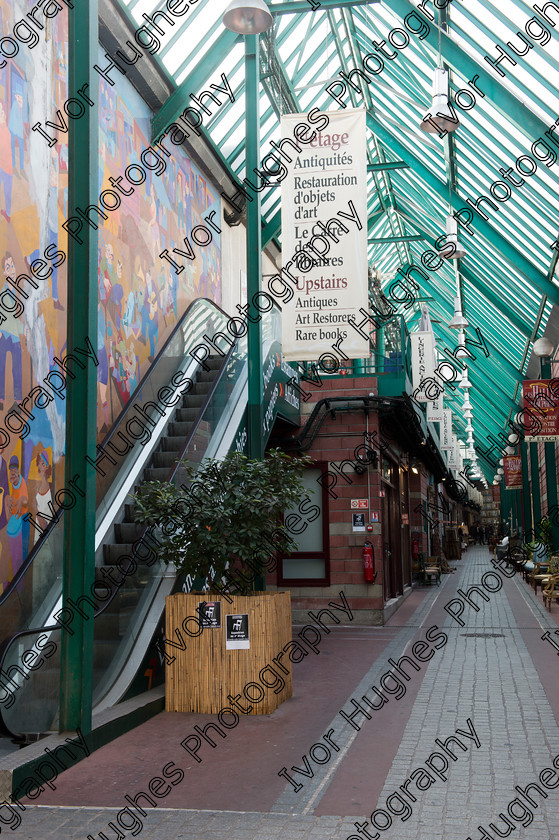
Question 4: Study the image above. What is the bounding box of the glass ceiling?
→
[117,0,559,481]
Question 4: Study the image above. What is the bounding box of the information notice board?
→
[280,108,368,362]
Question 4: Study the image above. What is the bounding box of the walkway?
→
[13,547,559,840]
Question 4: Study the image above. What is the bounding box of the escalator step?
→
[114,522,144,542]
[185,394,206,409]
[143,467,171,482]
[168,421,193,437]
[152,450,181,468]
[175,408,197,423]
[102,544,153,566]
[160,437,184,452]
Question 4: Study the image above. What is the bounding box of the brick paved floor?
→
[13,548,559,840]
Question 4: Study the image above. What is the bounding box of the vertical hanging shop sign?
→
[522,380,559,441]
[410,332,435,402]
[447,435,460,469]
[503,455,522,489]
[280,109,368,362]
[427,390,444,423]
[441,409,453,450]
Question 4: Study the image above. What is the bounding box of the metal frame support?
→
[530,442,542,529]
[245,34,264,462]
[59,0,99,733]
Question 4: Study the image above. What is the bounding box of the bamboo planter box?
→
[165,590,293,715]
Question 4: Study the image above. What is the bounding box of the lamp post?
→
[223,1,273,461]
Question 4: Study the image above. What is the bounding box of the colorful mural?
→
[0,3,222,591]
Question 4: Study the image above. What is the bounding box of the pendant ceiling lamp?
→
[459,369,471,389]
[533,337,555,357]
[222,0,273,33]
[465,421,473,432]
[498,467,504,475]
[464,409,473,420]
[463,396,472,410]
[505,445,515,455]
[420,68,460,134]
[449,296,469,329]
[456,330,469,359]
[443,216,466,260]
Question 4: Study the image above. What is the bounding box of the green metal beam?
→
[386,0,551,142]
[364,111,559,309]
[367,162,409,172]
[369,234,425,243]
[152,28,241,139]
[60,0,98,734]
[269,0,377,13]
[262,209,281,248]
[395,207,533,340]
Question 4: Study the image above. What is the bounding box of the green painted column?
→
[530,442,542,528]
[520,440,532,538]
[540,361,559,551]
[245,34,264,462]
[59,0,99,734]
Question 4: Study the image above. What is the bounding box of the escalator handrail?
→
[0,316,246,740]
[0,297,232,607]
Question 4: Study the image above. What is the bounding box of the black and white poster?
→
[197,601,221,628]
[226,614,250,650]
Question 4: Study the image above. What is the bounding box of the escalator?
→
[0,298,288,742]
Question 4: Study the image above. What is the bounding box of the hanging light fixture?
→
[459,368,472,389]
[465,421,474,432]
[508,432,520,445]
[463,396,472,410]
[498,467,504,475]
[442,216,466,260]
[456,330,469,359]
[420,68,460,134]
[464,409,473,419]
[449,296,469,329]
[533,337,555,358]
[222,0,273,34]
[504,445,515,455]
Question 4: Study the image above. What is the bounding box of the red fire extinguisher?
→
[412,539,419,561]
[363,541,376,582]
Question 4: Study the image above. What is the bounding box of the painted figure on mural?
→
[0,101,13,223]
[97,302,110,435]
[0,254,24,411]
[0,444,10,591]
[47,147,64,310]
[146,267,158,362]
[8,81,25,179]
[34,450,53,533]
[6,455,29,579]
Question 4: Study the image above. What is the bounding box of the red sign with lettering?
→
[503,455,522,490]
[522,379,559,441]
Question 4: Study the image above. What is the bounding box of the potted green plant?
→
[132,448,312,590]
[131,449,313,715]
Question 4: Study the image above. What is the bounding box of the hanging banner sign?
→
[427,390,444,423]
[411,332,436,402]
[503,455,522,489]
[447,435,460,469]
[280,108,368,362]
[492,485,501,502]
[522,379,559,441]
[441,409,453,450]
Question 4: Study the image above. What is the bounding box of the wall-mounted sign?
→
[522,380,559,441]
[379,490,385,498]
[226,614,250,650]
[411,332,435,402]
[427,391,445,423]
[352,512,366,532]
[351,499,368,509]
[280,108,368,362]
[441,409,453,450]
[197,601,221,628]
[370,511,379,522]
[503,455,522,489]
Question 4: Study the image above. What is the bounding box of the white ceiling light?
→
[222,0,273,34]
[456,331,469,358]
[459,369,472,389]
[420,68,460,134]
[449,296,469,330]
[443,216,467,260]
[533,337,555,357]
